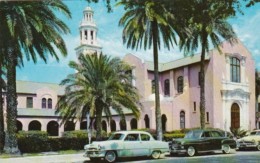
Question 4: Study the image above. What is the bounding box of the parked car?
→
[237,130,260,151]
[169,129,237,157]
[83,131,169,162]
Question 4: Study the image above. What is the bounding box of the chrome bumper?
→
[83,149,106,158]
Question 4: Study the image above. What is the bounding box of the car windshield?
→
[108,133,125,140]
[184,130,202,139]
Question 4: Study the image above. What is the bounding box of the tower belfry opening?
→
[75,6,102,57]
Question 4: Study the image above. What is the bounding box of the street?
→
[1,150,260,163]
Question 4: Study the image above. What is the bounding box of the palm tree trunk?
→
[152,21,163,141]
[0,62,5,152]
[200,31,207,129]
[95,106,102,141]
[4,45,20,154]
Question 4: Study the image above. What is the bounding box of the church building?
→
[3,6,256,137]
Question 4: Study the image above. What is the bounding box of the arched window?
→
[80,121,87,130]
[151,80,155,93]
[47,121,59,136]
[102,120,107,132]
[161,114,167,132]
[230,57,240,83]
[180,111,185,129]
[16,120,23,132]
[130,118,138,129]
[120,119,127,131]
[144,114,150,128]
[29,120,41,131]
[164,79,170,96]
[177,76,183,93]
[42,98,46,109]
[48,98,52,109]
[110,120,116,132]
[64,121,75,131]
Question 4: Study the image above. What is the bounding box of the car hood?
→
[84,140,120,149]
[172,138,195,144]
[238,135,260,142]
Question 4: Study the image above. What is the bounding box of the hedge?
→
[17,130,107,153]
[163,133,185,141]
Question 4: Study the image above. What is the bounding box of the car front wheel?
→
[222,144,231,154]
[256,144,260,151]
[104,151,117,163]
[187,146,196,157]
[151,150,161,159]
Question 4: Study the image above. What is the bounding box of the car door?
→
[209,131,223,150]
[140,133,151,156]
[123,133,144,157]
[200,131,212,151]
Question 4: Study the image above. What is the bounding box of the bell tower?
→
[75,6,102,56]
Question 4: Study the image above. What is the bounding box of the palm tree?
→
[0,1,71,153]
[56,53,141,141]
[117,0,177,141]
[178,0,237,129]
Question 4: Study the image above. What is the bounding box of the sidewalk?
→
[0,153,89,163]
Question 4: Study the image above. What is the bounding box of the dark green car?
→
[170,129,237,157]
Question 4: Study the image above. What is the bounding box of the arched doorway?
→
[102,120,107,132]
[120,119,126,131]
[161,114,167,132]
[231,103,240,129]
[80,121,87,130]
[110,120,116,132]
[28,120,41,131]
[64,121,75,131]
[144,114,150,128]
[47,121,59,136]
[16,120,23,132]
[130,118,137,129]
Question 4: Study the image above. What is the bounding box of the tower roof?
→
[84,6,94,13]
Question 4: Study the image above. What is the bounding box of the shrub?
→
[62,130,88,138]
[163,133,185,141]
[17,131,50,153]
[49,137,88,151]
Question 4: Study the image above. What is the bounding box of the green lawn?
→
[0,150,84,158]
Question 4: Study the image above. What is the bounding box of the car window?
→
[201,132,210,138]
[141,134,150,141]
[124,134,140,141]
[108,133,125,140]
[210,131,222,138]
[256,132,260,135]
[185,130,203,139]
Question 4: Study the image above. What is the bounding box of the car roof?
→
[113,130,151,134]
[189,129,222,132]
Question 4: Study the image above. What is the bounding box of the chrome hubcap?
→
[105,151,116,162]
[223,145,230,153]
[187,147,195,156]
[152,151,160,159]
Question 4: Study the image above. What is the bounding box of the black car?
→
[170,129,237,157]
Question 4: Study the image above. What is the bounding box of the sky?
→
[16,0,260,84]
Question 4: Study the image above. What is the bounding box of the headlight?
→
[98,145,105,150]
[84,144,90,150]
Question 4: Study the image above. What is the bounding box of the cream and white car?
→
[237,130,260,151]
[84,131,169,163]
